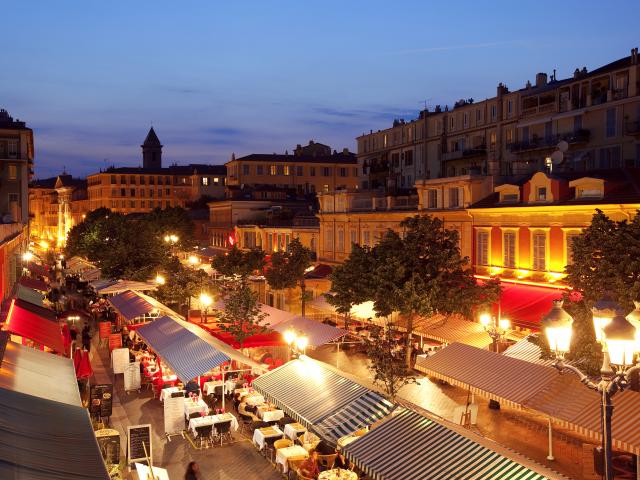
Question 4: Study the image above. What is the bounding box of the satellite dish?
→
[557,140,569,153]
[550,151,564,165]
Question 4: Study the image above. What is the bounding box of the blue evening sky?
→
[2,1,639,177]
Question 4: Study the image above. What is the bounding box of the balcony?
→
[509,129,590,153]
[442,145,486,162]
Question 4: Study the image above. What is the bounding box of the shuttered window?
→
[533,233,546,271]
[477,231,489,266]
[503,231,516,268]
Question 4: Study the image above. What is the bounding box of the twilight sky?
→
[3,1,639,178]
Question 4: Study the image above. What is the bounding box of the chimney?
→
[526,80,532,89]
[573,68,580,79]
[632,47,639,65]
[342,148,349,154]
[535,73,548,87]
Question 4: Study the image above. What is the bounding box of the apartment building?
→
[358,47,640,188]
[226,141,358,195]
[29,174,88,246]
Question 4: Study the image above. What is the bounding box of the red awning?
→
[211,330,284,348]
[18,276,49,292]
[497,283,578,330]
[4,299,64,352]
[25,262,48,277]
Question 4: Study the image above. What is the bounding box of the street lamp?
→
[155,274,166,286]
[284,329,308,359]
[479,312,510,352]
[22,251,33,262]
[199,293,212,323]
[542,297,640,480]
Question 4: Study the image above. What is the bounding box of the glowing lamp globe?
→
[296,336,309,352]
[479,313,491,328]
[603,312,638,368]
[541,299,574,356]
[284,329,296,346]
[592,295,619,343]
[498,318,510,331]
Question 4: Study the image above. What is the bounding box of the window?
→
[140,176,145,185]
[449,116,455,130]
[352,168,358,177]
[121,188,126,197]
[491,105,497,120]
[506,129,513,144]
[324,229,333,250]
[213,177,220,184]
[157,189,162,197]
[243,165,250,175]
[477,231,489,266]
[322,167,331,176]
[111,188,117,197]
[537,187,547,201]
[383,134,388,147]
[502,193,519,203]
[310,167,316,176]
[533,232,546,271]
[110,175,116,184]
[111,200,117,208]
[130,176,136,185]
[476,109,481,122]
[350,230,357,246]
[130,200,136,208]
[503,231,516,268]
[507,100,513,115]
[8,164,17,180]
[337,230,344,252]
[149,176,155,185]
[130,188,135,197]
[8,141,18,158]
[566,233,579,265]
[606,108,617,137]
[363,231,370,247]
[323,184,329,193]
[257,165,264,175]
[140,189,145,197]
[340,168,347,177]
[463,112,469,128]
[166,188,170,195]
[276,165,284,175]
[297,166,303,176]
[270,165,277,175]
[201,177,209,186]
[578,188,602,199]
[149,189,154,197]
[404,150,413,166]
[284,165,290,176]
[449,188,460,208]
[489,132,497,149]
[427,189,438,209]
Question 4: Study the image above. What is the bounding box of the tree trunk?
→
[405,313,414,369]
[300,280,306,317]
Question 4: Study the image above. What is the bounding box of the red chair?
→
[264,357,274,365]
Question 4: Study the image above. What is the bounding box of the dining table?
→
[245,393,266,406]
[257,405,284,422]
[318,469,358,480]
[188,413,239,437]
[252,425,284,450]
[284,422,306,441]
[159,386,182,402]
[275,445,308,473]
[183,397,208,420]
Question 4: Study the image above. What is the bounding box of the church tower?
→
[142,127,162,169]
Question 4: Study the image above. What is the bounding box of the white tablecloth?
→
[184,398,208,419]
[245,393,265,406]
[258,407,284,422]
[203,381,224,396]
[275,445,308,473]
[252,426,283,450]
[318,469,358,480]
[159,387,182,402]
[188,413,239,437]
[284,422,306,441]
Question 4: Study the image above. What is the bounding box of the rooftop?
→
[91,163,226,176]
[0,109,29,130]
[230,151,357,165]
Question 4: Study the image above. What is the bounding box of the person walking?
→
[184,461,201,480]
[81,323,91,352]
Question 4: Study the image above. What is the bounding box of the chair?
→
[263,435,281,463]
[278,416,296,427]
[214,420,233,445]
[194,424,213,449]
[317,453,337,471]
[187,411,202,426]
[238,412,254,435]
[287,459,306,480]
[273,438,292,450]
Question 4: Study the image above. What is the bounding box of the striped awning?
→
[97,280,156,295]
[252,357,375,427]
[15,285,44,307]
[343,408,552,480]
[271,316,348,347]
[136,316,230,383]
[4,299,64,352]
[108,290,181,322]
[314,391,395,444]
[415,343,557,409]
[89,279,117,292]
[397,314,493,349]
[502,336,556,367]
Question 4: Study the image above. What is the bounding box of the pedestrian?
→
[184,461,201,480]
[82,323,91,351]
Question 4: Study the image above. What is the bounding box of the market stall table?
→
[318,469,358,480]
[245,393,266,406]
[257,406,284,422]
[203,379,236,396]
[184,397,208,419]
[275,445,308,473]
[252,425,284,450]
[189,413,239,437]
[159,387,182,402]
[284,422,306,441]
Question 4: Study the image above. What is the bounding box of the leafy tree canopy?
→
[366,327,416,401]
[265,238,313,315]
[211,245,265,279]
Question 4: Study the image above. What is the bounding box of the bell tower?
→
[142,127,162,169]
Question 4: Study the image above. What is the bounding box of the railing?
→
[509,129,590,153]
[442,146,486,162]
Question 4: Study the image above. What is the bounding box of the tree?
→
[329,215,501,367]
[144,206,196,249]
[211,245,265,280]
[327,244,376,328]
[154,256,214,314]
[366,327,416,401]
[214,279,269,348]
[265,238,313,316]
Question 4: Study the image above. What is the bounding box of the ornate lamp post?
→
[284,329,308,360]
[199,292,212,324]
[542,298,640,480]
[479,313,510,352]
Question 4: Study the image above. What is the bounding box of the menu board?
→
[127,424,152,465]
[108,333,122,351]
[90,384,113,418]
[124,362,141,392]
[98,321,111,339]
[164,392,185,436]
[112,347,129,374]
[95,428,120,465]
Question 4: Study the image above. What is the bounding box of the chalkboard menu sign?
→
[90,384,113,418]
[98,321,111,339]
[127,424,152,464]
[95,428,120,465]
[108,333,122,351]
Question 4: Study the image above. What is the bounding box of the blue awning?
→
[314,391,395,444]
[252,357,386,427]
[271,316,347,347]
[136,316,230,382]
[108,290,156,321]
[343,409,551,480]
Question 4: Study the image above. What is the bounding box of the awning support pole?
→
[336,342,340,369]
[221,369,225,412]
[546,417,554,461]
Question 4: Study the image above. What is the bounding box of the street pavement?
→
[310,345,585,480]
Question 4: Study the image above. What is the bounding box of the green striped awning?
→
[343,409,552,480]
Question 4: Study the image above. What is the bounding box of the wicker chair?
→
[317,453,338,471]
[287,458,306,480]
[273,438,293,450]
